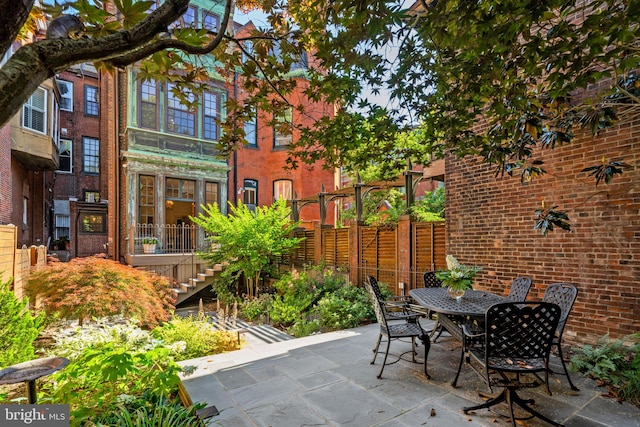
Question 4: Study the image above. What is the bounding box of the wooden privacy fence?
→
[0,224,48,299]
[291,218,446,295]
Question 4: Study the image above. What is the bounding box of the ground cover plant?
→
[25,256,174,328]
[153,314,240,361]
[571,334,640,406]
[32,320,206,426]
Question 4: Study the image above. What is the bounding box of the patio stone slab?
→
[179,322,640,427]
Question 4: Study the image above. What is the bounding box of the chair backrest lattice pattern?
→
[423,271,443,288]
[485,302,561,363]
[541,283,578,338]
[365,276,388,329]
[506,276,532,302]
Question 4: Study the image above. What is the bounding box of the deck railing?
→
[130,223,200,255]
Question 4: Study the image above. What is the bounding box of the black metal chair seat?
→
[462,301,564,427]
[365,277,430,380]
[382,322,425,338]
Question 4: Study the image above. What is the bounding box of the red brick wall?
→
[0,125,11,224]
[446,121,640,343]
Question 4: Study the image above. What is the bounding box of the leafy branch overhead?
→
[582,158,632,186]
[0,0,313,145]
[287,0,639,175]
[534,203,571,236]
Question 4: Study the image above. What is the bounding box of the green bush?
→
[571,334,640,406]
[0,278,44,368]
[316,285,374,330]
[269,268,348,327]
[287,318,321,338]
[43,336,182,425]
[152,315,240,361]
[241,293,274,322]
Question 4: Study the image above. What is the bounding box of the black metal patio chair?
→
[506,276,533,302]
[365,278,430,379]
[452,276,533,386]
[462,301,563,427]
[421,271,448,341]
[366,276,423,323]
[542,282,579,391]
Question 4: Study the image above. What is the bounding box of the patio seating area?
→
[178,318,640,426]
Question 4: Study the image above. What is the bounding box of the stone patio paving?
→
[178,319,640,426]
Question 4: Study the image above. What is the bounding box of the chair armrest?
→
[462,323,485,339]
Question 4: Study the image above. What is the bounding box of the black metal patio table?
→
[408,287,505,385]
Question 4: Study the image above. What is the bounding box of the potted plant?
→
[142,237,158,254]
[436,255,481,300]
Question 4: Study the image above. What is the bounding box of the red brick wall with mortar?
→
[0,125,11,224]
[445,119,640,344]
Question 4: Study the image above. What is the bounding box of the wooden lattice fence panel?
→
[359,226,398,294]
[322,228,349,268]
[411,221,446,288]
[293,229,315,266]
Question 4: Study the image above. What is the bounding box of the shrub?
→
[269,268,348,327]
[571,334,640,406]
[0,278,44,368]
[241,293,273,322]
[25,256,174,328]
[51,320,166,360]
[42,324,183,425]
[269,270,320,326]
[287,318,321,338]
[316,285,374,330]
[152,315,240,361]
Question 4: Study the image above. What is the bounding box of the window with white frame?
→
[243,179,258,208]
[58,139,72,173]
[273,179,293,201]
[55,214,70,240]
[22,87,47,134]
[84,85,99,116]
[58,80,73,111]
[83,137,99,174]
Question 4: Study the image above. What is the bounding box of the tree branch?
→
[0,0,191,129]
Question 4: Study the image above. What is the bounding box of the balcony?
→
[10,119,59,171]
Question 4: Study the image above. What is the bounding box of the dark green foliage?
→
[315,285,375,330]
[42,323,184,425]
[241,293,274,322]
[533,204,571,236]
[571,334,640,406]
[582,158,632,186]
[92,397,205,427]
[0,278,44,368]
[192,200,303,301]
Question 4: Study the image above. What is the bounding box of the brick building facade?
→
[445,118,639,342]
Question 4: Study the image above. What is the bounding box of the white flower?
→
[446,255,461,270]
